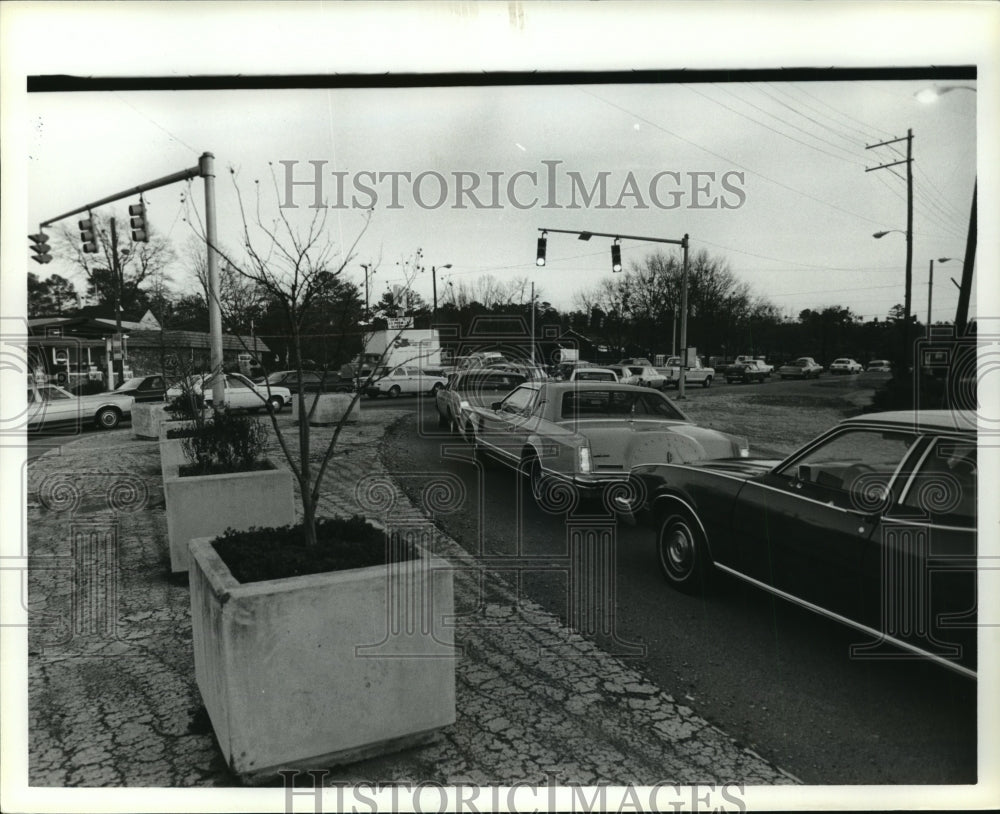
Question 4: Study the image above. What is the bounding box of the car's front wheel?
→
[701,376,712,388]
[95,407,122,430]
[267,395,284,412]
[656,504,711,593]
[387,385,402,399]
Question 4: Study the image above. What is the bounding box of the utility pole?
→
[866,130,914,374]
[110,218,123,388]
[955,181,976,335]
[530,280,536,365]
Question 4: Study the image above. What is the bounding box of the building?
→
[28,307,269,388]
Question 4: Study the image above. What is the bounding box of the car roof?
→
[840,410,976,434]
[541,381,664,394]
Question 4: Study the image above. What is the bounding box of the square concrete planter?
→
[159,437,188,480]
[132,403,170,439]
[164,465,295,573]
[188,535,456,783]
[291,392,359,425]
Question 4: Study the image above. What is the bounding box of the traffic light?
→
[611,239,622,272]
[129,200,148,242]
[29,232,52,264]
[79,217,98,253]
[536,232,547,267]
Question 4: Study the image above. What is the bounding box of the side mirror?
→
[491,401,502,411]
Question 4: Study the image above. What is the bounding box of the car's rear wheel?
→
[702,376,712,388]
[267,395,284,412]
[430,382,443,396]
[656,504,711,593]
[95,407,122,430]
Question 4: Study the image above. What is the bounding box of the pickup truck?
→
[659,357,715,388]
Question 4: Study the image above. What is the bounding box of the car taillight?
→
[578,446,592,473]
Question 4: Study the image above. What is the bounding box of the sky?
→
[23,77,979,325]
[3,3,1000,812]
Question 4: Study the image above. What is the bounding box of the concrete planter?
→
[163,465,295,573]
[188,535,456,783]
[159,437,188,480]
[132,403,170,439]
[291,392,359,425]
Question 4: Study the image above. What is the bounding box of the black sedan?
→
[113,375,167,402]
[256,370,354,395]
[619,410,978,678]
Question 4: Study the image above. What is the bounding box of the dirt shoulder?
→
[671,377,881,458]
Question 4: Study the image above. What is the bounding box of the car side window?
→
[898,438,977,527]
[500,386,536,414]
[775,429,918,511]
[226,375,249,389]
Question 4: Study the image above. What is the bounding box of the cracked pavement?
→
[24,410,798,787]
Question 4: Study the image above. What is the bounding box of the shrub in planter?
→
[166,391,205,421]
[189,517,455,783]
[163,407,294,573]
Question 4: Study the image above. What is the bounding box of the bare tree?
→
[185,166,413,547]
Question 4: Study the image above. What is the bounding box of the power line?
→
[580,87,898,230]
[788,83,896,141]
[686,84,868,167]
[756,83,871,148]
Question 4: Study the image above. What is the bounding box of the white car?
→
[829,358,863,375]
[867,359,892,373]
[608,365,667,390]
[166,372,291,412]
[365,365,449,398]
[568,367,619,383]
[27,381,134,431]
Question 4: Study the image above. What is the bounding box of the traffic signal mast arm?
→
[38,159,204,229]
[536,227,688,248]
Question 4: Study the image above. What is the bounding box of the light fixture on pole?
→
[432,263,452,321]
[914,84,977,103]
[927,257,955,328]
[536,232,547,266]
[611,238,622,272]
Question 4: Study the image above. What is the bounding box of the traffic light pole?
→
[536,227,691,396]
[35,152,225,404]
[110,217,124,388]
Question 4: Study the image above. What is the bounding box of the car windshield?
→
[560,389,685,420]
[575,371,615,381]
[116,377,145,389]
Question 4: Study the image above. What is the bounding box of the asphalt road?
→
[381,376,977,785]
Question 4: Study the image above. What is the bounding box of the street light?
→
[914,84,977,103]
[927,257,956,328]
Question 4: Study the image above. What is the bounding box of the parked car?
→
[27,381,134,431]
[486,362,551,381]
[725,359,769,384]
[256,369,354,395]
[618,410,977,678]
[464,381,749,508]
[778,357,823,379]
[365,366,449,399]
[829,358,863,375]
[112,374,168,403]
[617,357,653,367]
[435,369,528,433]
[166,372,291,412]
[608,365,667,390]
[867,359,893,373]
[568,367,619,383]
